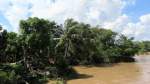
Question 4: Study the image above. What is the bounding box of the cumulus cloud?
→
[0,0,31,32]
[0,0,149,40]
[0,0,131,31]
[103,13,150,40]
[103,14,130,32]
[123,14,150,40]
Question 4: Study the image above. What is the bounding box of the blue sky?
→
[0,0,150,40]
[124,0,150,22]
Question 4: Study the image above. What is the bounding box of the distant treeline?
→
[0,17,149,83]
[136,41,150,54]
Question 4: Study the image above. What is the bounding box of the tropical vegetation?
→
[0,17,147,84]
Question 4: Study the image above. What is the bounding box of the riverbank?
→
[48,55,150,84]
[136,52,150,56]
[66,55,150,84]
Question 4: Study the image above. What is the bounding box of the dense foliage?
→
[136,41,150,53]
[0,18,142,83]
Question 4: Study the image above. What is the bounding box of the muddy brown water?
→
[67,55,150,84]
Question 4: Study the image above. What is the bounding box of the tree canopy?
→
[0,17,143,84]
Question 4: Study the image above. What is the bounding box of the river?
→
[68,55,150,84]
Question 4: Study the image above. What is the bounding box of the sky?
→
[0,0,150,40]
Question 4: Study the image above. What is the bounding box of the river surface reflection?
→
[68,55,150,84]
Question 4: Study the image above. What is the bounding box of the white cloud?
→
[0,0,11,12]
[103,14,130,32]
[103,13,150,40]
[0,0,130,31]
[5,5,29,32]
[0,0,31,32]
[0,0,149,40]
[124,14,150,40]
[140,14,150,25]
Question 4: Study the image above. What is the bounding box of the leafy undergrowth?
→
[0,63,78,84]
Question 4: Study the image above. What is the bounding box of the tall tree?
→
[19,17,58,72]
[0,26,8,63]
